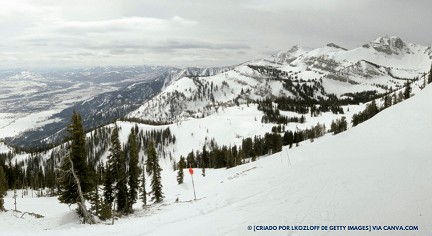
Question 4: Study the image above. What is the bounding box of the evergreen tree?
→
[339,116,347,132]
[116,166,128,214]
[103,160,114,208]
[0,166,7,211]
[396,91,404,103]
[90,162,104,216]
[428,65,432,84]
[145,142,154,176]
[383,95,392,109]
[148,141,164,203]
[404,80,411,99]
[89,184,101,216]
[127,129,140,213]
[99,202,112,220]
[201,146,208,176]
[177,156,185,184]
[367,100,379,116]
[186,151,196,168]
[330,120,337,133]
[58,111,94,209]
[330,116,347,134]
[106,125,128,214]
[140,165,147,207]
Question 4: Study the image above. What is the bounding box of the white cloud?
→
[0,0,431,68]
[171,16,198,26]
[242,0,354,12]
[0,1,42,17]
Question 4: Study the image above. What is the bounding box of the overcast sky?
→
[1,0,431,69]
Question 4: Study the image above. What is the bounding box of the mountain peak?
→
[363,35,408,55]
[287,44,302,53]
[271,45,304,64]
[373,35,405,47]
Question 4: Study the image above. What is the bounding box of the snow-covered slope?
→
[142,82,432,236]
[0,66,174,141]
[0,142,13,154]
[0,65,231,147]
[129,36,431,123]
[2,79,432,236]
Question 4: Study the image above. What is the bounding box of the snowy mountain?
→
[2,65,432,236]
[1,36,429,147]
[0,66,229,147]
[128,36,431,123]
[272,35,431,71]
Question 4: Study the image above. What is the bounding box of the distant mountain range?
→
[128,35,431,123]
[1,35,430,148]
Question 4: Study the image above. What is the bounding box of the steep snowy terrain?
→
[129,36,431,123]
[5,99,365,174]
[1,79,431,236]
[1,36,429,147]
[0,66,230,147]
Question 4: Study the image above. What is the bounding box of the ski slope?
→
[1,85,432,235]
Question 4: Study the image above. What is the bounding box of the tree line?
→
[57,112,167,223]
[0,112,173,223]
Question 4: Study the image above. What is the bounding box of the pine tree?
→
[397,91,404,103]
[0,166,7,211]
[145,142,154,176]
[330,117,347,134]
[148,141,164,203]
[428,65,432,84]
[186,151,196,168]
[106,124,128,214]
[383,95,392,109]
[201,146,208,177]
[177,157,185,184]
[339,116,347,132]
[103,160,114,208]
[116,166,128,214]
[99,202,112,220]
[140,165,147,207]
[99,158,112,221]
[89,184,100,216]
[367,100,379,117]
[127,129,140,213]
[330,120,337,134]
[58,111,94,213]
[404,80,411,99]
[90,162,103,216]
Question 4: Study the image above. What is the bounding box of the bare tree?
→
[65,156,95,224]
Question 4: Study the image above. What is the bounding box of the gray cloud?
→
[0,0,432,68]
[149,40,250,51]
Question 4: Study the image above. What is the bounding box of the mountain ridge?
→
[128,36,431,123]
